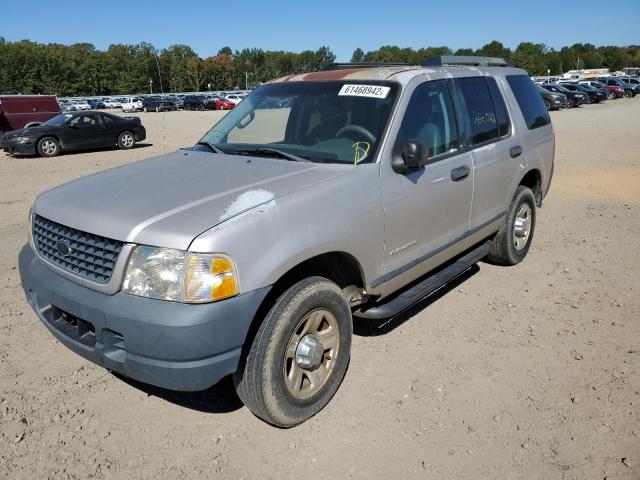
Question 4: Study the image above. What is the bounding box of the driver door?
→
[378,79,474,294]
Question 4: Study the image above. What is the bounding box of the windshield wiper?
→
[236,147,311,163]
[195,141,226,154]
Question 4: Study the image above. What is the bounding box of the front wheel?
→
[487,186,537,266]
[624,90,633,98]
[543,99,551,111]
[608,92,616,100]
[234,277,352,427]
[37,136,60,157]
[117,131,136,150]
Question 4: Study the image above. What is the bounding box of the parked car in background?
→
[213,96,235,110]
[579,80,622,100]
[58,100,76,112]
[0,95,62,136]
[0,111,146,157]
[122,97,144,113]
[224,94,243,105]
[572,83,607,103]
[163,95,183,109]
[558,83,602,103]
[87,99,106,109]
[541,84,586,107]
[73,100,91,111]
[142,96,175,112]
[182,95,217,110]
[599,77,638,98]
[537,84,568,110]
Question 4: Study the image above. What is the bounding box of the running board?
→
[355,240,492,320]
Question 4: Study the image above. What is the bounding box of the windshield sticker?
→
[353,142,371,165]
[339,84,391,99]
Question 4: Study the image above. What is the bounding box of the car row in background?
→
[536,76,639,110]
[58,91,249,113]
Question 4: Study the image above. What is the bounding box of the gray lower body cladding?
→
[19,245,270,391]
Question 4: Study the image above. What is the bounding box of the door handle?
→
[450,165,470,182]
[510,145,523,158]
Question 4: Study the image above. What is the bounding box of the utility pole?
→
[149,78,153,94]
[245,71,248,90]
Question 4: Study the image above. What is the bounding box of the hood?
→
[33,149,350,250]
[2,125,51,140]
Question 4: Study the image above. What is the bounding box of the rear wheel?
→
[36,137,60,157]
[487,186,536,266]
[117,131,135,150]
[234,277,352,427]
[608,91,616,100]
[543,99,551,111]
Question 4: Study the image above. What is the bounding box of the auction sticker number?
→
[338,84,391,99]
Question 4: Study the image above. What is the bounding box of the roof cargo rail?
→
[322,62,408,71]
[424,55,513,67]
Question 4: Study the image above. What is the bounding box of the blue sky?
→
[1,0,639,61]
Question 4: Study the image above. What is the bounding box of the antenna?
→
[152,52,167,154]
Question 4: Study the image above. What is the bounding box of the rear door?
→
[451,76,516,228]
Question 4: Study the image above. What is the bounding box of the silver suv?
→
[19,56,554,427]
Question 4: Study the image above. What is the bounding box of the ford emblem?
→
[55,240,72,257]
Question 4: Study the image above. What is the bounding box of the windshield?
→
[43,113,74,127]
[200,80,399,164]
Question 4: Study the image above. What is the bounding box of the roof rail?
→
[424,55,513,67]
[322,62,408,71]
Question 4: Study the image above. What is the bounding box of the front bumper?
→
[0,138,37,155]
[19,245,270,391]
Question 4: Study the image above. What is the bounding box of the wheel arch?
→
[36,134,62,150]
[235,250,364,380]
[519,168,542,207]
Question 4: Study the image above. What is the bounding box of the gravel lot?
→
[1,101,638,479]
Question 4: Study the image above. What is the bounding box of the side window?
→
[486,77,510,136]
[506,75,551,130]
[397,79,459,159]
[454,77,499,145]
[101,114,114,124]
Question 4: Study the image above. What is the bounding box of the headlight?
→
[14,136,31,142]
[122,246,239,303]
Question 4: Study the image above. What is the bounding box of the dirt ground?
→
[1,101,638,480]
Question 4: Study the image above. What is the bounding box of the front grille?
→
[32,214,123,283]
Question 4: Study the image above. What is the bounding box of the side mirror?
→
[392,140,429,174]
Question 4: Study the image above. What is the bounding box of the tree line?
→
[353,42,640,77]
[0,38,638,96]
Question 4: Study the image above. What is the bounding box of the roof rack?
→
[322,62,408,71]
[424,55,513,67]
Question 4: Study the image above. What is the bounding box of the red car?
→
[215,98,235,110]
[0,95,61,136]
[594,80,623,99]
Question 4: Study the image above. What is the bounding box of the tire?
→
[543,99,551,111]
[36,136,60,157]
[487,186,536,266]
[624,90,633,98]
[155,106,160,112]
[143,107,148,113]
[117,131,136,150]
[234,277,352,427]
[608,92,616,100]
[198,104,204,111]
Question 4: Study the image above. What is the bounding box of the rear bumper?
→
[19,245,270,391]
[134,126,146,142]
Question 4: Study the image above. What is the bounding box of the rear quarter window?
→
[506,75,551,130]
